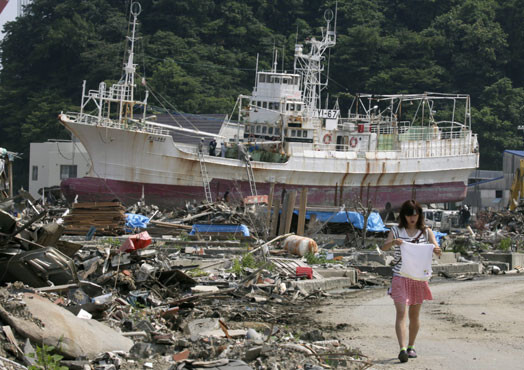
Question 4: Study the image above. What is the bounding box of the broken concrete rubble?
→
[0,291,133,358]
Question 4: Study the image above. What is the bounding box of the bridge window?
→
[60,165,77,180]
[32,166,38,181]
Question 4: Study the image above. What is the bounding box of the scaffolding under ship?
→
[59,5,479,210]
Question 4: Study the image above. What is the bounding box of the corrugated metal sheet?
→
[504,150,524,157]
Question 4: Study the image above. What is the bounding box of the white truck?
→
[423,209,460,232]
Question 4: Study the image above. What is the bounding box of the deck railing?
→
[313,127,477,159]
[87,83,132,101]
[66,112,170,136]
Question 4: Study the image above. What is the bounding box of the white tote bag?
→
[399,241,434,281]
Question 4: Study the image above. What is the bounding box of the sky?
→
[0,0,17,40]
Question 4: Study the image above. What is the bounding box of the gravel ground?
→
[316,274,524,369]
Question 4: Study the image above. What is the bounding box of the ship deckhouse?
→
[241,69,306,143]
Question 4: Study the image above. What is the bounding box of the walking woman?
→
[381,200,441,363]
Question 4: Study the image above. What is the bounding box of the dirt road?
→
[318,275,524,369]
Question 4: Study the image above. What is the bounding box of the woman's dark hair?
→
[398,200,425,230]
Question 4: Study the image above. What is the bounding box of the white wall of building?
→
[29,141,90,199]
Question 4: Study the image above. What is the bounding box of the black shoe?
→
[407,347,417,358]
[398,349,409,363]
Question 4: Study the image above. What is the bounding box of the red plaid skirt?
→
[390,275,433,305]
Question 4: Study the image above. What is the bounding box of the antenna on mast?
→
[273,49,278,73]
[282,45,285,73]
[334,1,338,39]
[255,53,259,89]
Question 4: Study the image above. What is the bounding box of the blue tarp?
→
[125,213,150,229]
[292,210,389,232]
[433,231,447,246]
[190,224,250,237]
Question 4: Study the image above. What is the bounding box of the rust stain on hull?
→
[371,161,387,206]
[338,162,351,206]
[360,162,371,200]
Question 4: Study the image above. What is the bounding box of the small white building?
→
[464,169,506,214]
[463,150,524,213]
[29,140,90,199]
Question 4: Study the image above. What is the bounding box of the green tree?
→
[427,0,508,99]
[474,78,524,169]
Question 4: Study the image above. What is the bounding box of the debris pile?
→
[63,201,126,236]
[0,208,78,288]
[0,233,369,369]
[8,187,524,369]
[127,201,270,239]
[0,193,378,369]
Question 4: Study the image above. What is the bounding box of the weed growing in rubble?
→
[28,344,67,370]
[229,253,268,275]
[305,252,343,265]
[103,237,121,247]
[499,237,511,251]
[187,268,208,277]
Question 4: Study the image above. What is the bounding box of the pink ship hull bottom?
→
[61,177,466,210]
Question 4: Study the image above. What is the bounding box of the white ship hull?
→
[61,119,478,209]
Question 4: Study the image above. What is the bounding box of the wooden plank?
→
[176,211,213,222]
[266,183,275,229]
[270,197,281,238]
[278,192,289,236]
[150,220,193,230]
[3,325,23,358]
[270,257,323,279]
[283,190,297,235]
[73,202,123,208]
[297,187,308,236]
[66,210,125,215]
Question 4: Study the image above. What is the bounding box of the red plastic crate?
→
[296,266,313,280]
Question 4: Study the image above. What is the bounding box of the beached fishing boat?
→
[59,4,479,210]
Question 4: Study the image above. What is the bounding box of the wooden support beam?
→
[266,183,275,230]
[297,187,308,236]
[270,197,281,238]
[283,190,297,235]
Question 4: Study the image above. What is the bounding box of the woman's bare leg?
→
[408,304,422,346]
[394,301,408,349]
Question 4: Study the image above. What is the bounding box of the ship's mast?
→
[293,9,336,115]
[124,2,140,102]
[118,2,141,123]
